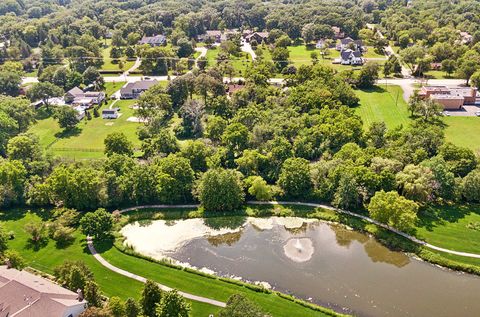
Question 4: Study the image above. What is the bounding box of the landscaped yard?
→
[101,39,135,72]
[354,84,410,128]
[206,47,252,76]
[0,208,332,317]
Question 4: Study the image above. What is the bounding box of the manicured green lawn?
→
[363,47,386,59]
[1,208,331,317]
[416,204,480,254]
[0,209,218,315]
[101,39,135,72]
[206,47,252,76]
[443,117,480,153]
[354,85,410,128]
[28,81,145,159]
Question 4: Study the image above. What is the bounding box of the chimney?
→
[77,289,84,301]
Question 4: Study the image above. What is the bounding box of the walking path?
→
[123,57,142,76]
[86,236,226,307]
[194,47,208,68]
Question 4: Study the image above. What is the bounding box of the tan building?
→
[0,266,87,317]
[418,86,478,110]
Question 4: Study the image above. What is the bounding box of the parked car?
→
[475,111,480,117]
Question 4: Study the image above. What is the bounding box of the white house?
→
[340,49,364,65]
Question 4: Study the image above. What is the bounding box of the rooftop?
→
[0,266,87,317]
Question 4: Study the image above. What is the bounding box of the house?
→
[102,108,120,119]
[203,30,222,43]
[138,35,167,47]
[65,87,105,107]
[340,49,364,65]
[419,86,479,110]
[120,79,158,99]
[331,26,345,39]
[336,37,364,51]
[244,32,269,44]
[0,266,87,317]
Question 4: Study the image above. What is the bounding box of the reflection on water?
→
[122,217,480,317]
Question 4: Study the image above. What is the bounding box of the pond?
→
[121,216,480,317]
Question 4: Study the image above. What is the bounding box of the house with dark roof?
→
[340,49,363,65]
[120,79,158,99]
[337,37,364,51]
[244,32,269,44]
[138,35,167,47]
[331,26,345,39]
[0,266,87,317]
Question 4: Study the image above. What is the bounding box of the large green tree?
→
[277,158,313,198]
[368,190,419,231]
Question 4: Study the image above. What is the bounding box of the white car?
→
[475,111,480,117]
[443,111,451,116]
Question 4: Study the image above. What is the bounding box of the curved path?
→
[86,201,480,306]
[86,236,226,307]
[114,202,480,259]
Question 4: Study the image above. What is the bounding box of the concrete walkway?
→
[241,42,256,61]
[86,237,226,307]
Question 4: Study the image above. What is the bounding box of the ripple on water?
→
[283,238,314,263]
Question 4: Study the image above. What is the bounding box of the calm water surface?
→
[122,217,480,317]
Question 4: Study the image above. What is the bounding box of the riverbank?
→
[114,202,480,276]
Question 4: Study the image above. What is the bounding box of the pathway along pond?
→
[121,216,480,317]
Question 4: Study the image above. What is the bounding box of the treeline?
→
[2,63,480,233]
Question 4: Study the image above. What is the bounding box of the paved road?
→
[86,236,227,307]
[124,57,142,76]
[194,47,208,68]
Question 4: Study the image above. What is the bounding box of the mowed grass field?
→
[416,204,480,255]
[101,39,135,72]
[27,82,146,159]
[206,47,252,76]
[0,208,332,317]
[354,85,410,128]
[443,117,480,153]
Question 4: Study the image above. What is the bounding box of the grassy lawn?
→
[1,208,332,317]
[0,209,219,316]
[206,47,252,76]
[416,204,480,254]
[101,39,135,72]
[443,117,480,153]
[363,47,386,59]
[354,84,410,128]
[28,81,144,159]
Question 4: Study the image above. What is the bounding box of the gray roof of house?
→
[66,87,84,97]
[341,49,362,60]
[139,35,166,45]
[120,80,159,94]
[341,37,354,45]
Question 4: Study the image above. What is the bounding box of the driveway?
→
[241,42,256,61]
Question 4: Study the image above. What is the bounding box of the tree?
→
[333,171,360,209]
[439,142,477,177]
[415,99,443,122]
[218,294,266,317]
[457,53,480,85]
[246,176,273,201]
[26,82,63,110]
[0,71,21,96]
[54,261,93,292]
[0,225,7,255]
[54,107,79,130]
[152,155,195,203]
[277,158,313,198]
[25,221,48,245]
[80,208,113,239]
[79,307,110,317]
[196,168,245,212]
[141,130,179,158]
[441,59,456,77]
[4,250,25,269]
[83,67,103,88]
[0,159,27,207]
[222,123,250,156]
[302,23,317,44]
[396,164,435,203]
[356,62,379,88]
[85,280,103,307]
[125,298,140,317]
[178,99,205,138]
[177,38,194,58]
[368,190,419,231]
[156,290,190,317]
[470,70,480,90]
[137,85,173,122]
[179,140,212,172]
[108,296,126,317]
[400,45,426,73]
[270,47,289,71]
[462,169,480,202]
[141,280,162,317]
[105,132,134,156]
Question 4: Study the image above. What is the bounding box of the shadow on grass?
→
[417,204,480,232]
[0,207,51,222]
[54,127,81,139]
[25,237,49,251]
[83,237,115,255]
